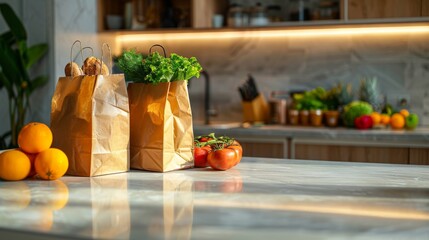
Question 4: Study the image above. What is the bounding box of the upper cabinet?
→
[97,0,429,32]
[98,0,228,31]
[347,0,429,19]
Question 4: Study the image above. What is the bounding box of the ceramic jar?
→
[310,109,323,126]
[288,109,299,125]
[299,110,310,126]
[324,110,340,127]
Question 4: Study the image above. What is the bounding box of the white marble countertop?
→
[1,158,429,240]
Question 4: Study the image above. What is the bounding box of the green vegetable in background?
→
[342,101,373,127]
[381,103,394,116]
[116,49,202,84]
[293,87,327,110]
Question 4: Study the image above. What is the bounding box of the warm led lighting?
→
[118,25,429,43]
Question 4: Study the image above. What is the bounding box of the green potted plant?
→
[292,93,309,126]
[0,3,48,149]
[294,87,327,126]
[323,84,342,127]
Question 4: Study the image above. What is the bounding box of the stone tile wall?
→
[120,31,429,125]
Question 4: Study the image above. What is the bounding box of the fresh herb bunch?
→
[143,52,174,84]
[170,53,202,80]
[117,49,146,83]
[117,49,202,84]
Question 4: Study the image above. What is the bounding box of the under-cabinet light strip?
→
[118,25,429,42]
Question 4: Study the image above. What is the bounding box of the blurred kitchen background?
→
[1,0,429,135]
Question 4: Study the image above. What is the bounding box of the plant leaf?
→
[25,43,48,69]
[28,75,48,92]
[0,37,22,84]
[0,31,15,46]
[14,48,30,83]
[0,3,27,41]
[0,71,12,92]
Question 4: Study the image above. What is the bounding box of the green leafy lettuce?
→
[143,52,173,84]
[170,53,201,80]
[116,49,146,83]
[342,101,373,127]
[116,49,202,84]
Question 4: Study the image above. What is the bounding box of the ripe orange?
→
[24,151,37,178]
[18,122,53,154]
[390,113,405,130]
[35,148,68,180]
[399,109,410,118]
[380,114,391,125]
[0,150,31,181]
[370,112,381,125]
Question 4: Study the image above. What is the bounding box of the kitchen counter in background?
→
[194,124,429,142]
[194,125,429,164]
[0,157,428,240]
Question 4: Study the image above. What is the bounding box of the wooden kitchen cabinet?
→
[409,148,429,165]
[292,139,429,165]
[98,0,429,32]
[347,0,426,19]
[97,0,227,31]
[236,137,288,159]
[423,0,429,16]
[293,143,409,164]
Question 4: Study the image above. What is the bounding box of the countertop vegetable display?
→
[286,80,421,130]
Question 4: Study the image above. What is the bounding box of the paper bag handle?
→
[149,44,167,57]
[101,43,112,75]
[81,46,94,59]
[69,40,83,71]
[70,40,94,64]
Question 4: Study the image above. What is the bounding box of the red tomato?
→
[194,145,211,168]
[229,140,242,166]
[199,137,210,142]
[207,147,238,171]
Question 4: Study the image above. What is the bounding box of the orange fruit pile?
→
[0,122,68,181]
[370,112,381,125]
[380,114,391,125]
[390,113,405,130]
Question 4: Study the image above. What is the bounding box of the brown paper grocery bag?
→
[128,80,194,172]
[51,74,130,177]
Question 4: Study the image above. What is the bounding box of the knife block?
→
[242,94,269,123]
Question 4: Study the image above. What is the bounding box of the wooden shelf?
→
[98,0,429,32]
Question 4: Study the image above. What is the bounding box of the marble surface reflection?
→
[0,158,428,239]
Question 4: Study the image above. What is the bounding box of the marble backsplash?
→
[119,32,429,126]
